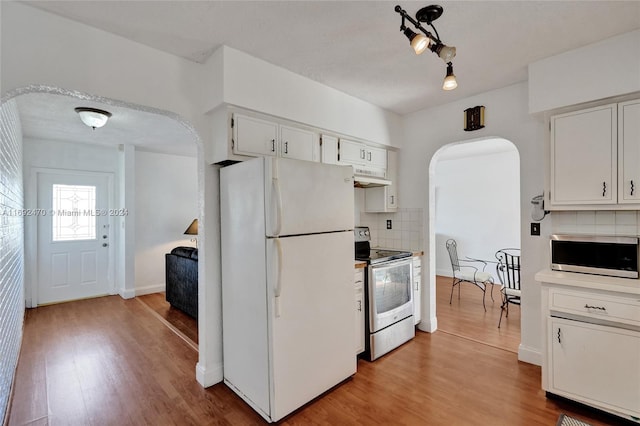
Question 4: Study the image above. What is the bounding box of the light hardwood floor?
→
[435,274,521,353]
[8,293,621,425]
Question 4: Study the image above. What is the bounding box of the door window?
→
[52,184,96,241]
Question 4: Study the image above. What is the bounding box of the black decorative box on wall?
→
[464,105,485,131]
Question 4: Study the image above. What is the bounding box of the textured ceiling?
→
[22,0,640,115]
[12,1,640,154]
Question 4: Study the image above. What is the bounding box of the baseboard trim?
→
[196,362,223,388]
[135,284,165,296]
[518,343,542,366]
[119,288,136,299]
[417,315,437,333]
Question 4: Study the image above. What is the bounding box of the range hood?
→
[352,166,391,187]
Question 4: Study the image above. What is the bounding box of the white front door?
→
[37,172,113,305]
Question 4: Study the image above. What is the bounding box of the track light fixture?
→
[395,4,457,90]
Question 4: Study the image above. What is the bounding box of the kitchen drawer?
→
[549,288,640,327]
[412,256,421,275]
[354,270,364,290]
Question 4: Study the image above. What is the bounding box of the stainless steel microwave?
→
[550,234,639,279]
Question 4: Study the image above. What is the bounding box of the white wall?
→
[434,143,520,276]
[0,99,24,424]
[529,29,640,114]
[400,82,548,364]
[217,46,403,148]
[135,150,198,295]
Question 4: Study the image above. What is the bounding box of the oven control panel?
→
[354,226,371,242]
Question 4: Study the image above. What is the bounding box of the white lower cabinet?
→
[355,268,365,355]
[539,278,640,423]
[412,256,421,325]
[548,317,640,417]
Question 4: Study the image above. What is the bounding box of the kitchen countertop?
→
[535,268,640,296]
[354,250,423,268]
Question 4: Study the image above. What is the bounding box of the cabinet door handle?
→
[602,181,606,197]
[367,151,372,162]
[357,300,362,312]
[271,139,276,152]
[360,149,365,159]
[557,328,561,344]
[584,304,606,311]
[390,195,394,204]
[631,180,635,196]
[284,141,288,154]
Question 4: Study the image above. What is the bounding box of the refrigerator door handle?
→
[274,237,283,317]
[272,159,283,236]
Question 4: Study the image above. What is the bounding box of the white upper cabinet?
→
[233,114,279,157]
[550,104,617,206]
[364,150,398,213]
[549,99,640,209]
[339,139,367,165]
[320,134,339,165]
[367,146,387,169]
[280,125,319,162]
[232,113,319,162]
[339,139,387,170]
[618,100,640,204]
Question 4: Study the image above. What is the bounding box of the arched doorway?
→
[428,136,521,351]
[4,86,202,307]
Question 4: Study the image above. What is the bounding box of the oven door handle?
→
[274,237,283,317]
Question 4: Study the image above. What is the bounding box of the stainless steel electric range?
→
[354,226,415,361]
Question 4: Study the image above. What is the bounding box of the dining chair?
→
[445,239,495,311]
[495,248,521,328]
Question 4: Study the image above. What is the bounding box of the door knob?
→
[103,235,108,239]
[102,243,108,247]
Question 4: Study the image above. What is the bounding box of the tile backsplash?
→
[552,211,640,236]
[359,208,424,251]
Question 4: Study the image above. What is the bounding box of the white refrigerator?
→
[220,157,356,423]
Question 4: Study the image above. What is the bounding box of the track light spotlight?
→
[403,28,431,54]
[442,62,457,91]
[395,4,458,90]
[434,43,456,63]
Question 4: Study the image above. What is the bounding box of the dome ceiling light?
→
[394,4,458,91]
[74,107,112,130]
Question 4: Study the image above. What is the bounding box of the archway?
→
[427,136,521,349]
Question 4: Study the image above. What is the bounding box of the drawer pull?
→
[584,304,606,311]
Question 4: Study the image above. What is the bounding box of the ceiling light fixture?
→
[74,107,112,130]
[443,62,457,90]
[395,4,457,91]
